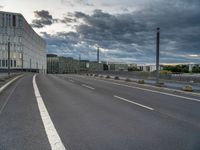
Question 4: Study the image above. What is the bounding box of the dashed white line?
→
[82,84,95,90]
[79,75,200,103]
[114,95,154,111]
[33,74,66,150]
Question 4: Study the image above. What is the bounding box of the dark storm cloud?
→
[44,0,200,63]
[31,10,58,28]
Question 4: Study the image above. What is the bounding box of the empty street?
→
[0,74,200,150]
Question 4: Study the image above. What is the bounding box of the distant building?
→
[47,54,59,73]
[189,64,200,72]
[137,65,160,72]
[0,11,46,73]
[47,54,79,74]
[108,63,129,71]
[88,61,103,72]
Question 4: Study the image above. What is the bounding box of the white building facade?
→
[0,11,46,73]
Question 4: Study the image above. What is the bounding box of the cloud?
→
[61,0,93,7]
[31,10,58,28]
[42,0,200,64]
[0,5,3,10]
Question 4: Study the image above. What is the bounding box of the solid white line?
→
[0,77,22,115]
[82,84,95,90]
[112,83,200,102]
[80,76,200,103]
[33,74,66,150]
[114,95,154,111]
[0,74,23,94]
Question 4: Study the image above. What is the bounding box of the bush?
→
[94,74,98,77]
[114,76,120,80]
[156,81,165,87]
[182,85,193,92]
[138,80,145,84]
[125,78,131,82]
[160,70,172,75]
[106,75,110,79]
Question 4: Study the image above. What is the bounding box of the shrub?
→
[106,75,110,79]
[182,85,193,92]
[125,78,131,82]
[115,76,120,80]
[138,80,145,84]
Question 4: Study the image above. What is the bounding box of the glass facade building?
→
[0,11,46,73]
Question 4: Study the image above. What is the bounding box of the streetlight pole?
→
[8,38,11,76]
[97,47,100,73]
[156,27,160,84]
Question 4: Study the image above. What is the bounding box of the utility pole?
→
[156,27,160,84]
[97,47,100,73]
[8,38,10,76]
[97,47,100,63]
[78,54,81,73]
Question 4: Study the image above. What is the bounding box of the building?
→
[47,54,59,73]
[0,11,46,73]
[108,63,129,71]
[47,54,79,74]
[137,65,160,72]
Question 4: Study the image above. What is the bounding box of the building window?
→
[14,60,16,67]
[2,60,5,67]
[13,15,16,27]
[19,16,23,27]
[9,15,11,26]
[2,14,4,27]
[11,60,13,67]
[6,14,9,26]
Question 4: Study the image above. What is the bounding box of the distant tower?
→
[97,47,100,63]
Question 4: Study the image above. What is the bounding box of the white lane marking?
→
[0,78,22,115]
[114,95,154,111]
[82,84,95,90]
[33,74,66,150]
[0,74,23,94]
[79,76,200,103]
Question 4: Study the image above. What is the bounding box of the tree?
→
[192,66,200,73]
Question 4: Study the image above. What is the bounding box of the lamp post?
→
[97,47,100,73]
[7,38,10,76]
[156,27,160,84]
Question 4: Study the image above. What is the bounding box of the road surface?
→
[0,74,200,150]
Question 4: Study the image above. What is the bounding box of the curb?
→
[90,74,200,97]
[0,74,24,94]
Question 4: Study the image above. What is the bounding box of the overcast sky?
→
[1,0,200,64]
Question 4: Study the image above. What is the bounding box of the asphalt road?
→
[0,74,200,150]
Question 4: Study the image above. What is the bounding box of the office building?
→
[0,11,46,73]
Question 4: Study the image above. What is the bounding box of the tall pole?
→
[97,47,100,63]
[78,54,81,73]
[156,27,160,84]
[8,38,10,76]
[97,47,100,73]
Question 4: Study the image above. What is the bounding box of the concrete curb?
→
[90,74,200,97]
[0,74,24,94]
